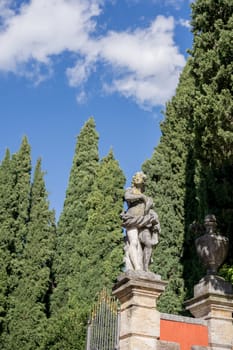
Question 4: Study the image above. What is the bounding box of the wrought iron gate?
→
[86,289,120,350]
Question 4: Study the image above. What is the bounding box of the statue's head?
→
[132,171,147,187]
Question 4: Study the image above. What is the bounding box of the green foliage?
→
[80,150,125,296]
[7,158,56,350]
[51,118,99,313]
[0,142,55,349]
[0,138,32,347]
[48,118,100,350]
[143,63,196,313]
[220,264,233,284]
[143,0,233,312]
[10,137,31,258]
[49,119,125,349]
[190,0,233,264]
[0,149,14,343]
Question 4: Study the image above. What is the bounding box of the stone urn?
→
[195,214,229,275]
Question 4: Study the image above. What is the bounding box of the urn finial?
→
[195,215,229,276]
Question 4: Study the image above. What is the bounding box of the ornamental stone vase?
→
[195,214,229,275]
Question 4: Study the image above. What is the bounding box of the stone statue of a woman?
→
[121,172,160,272]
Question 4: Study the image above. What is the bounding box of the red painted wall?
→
[160,319,209,350]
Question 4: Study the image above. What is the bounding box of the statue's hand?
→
[151,216,158,225]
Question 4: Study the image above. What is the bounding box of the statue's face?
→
[133,172,145,186]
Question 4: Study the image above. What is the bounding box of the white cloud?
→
[0,0,186,109]
[106,69,182,108]
[76,90,88,104]
[66,57,96,87]
[178,18,191,29]
[100,16,177,75]
[91,15,185,108]
[0,0,101,72]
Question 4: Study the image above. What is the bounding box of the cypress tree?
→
[190,0,233,165]
[0,150,14,346]
[142,63,197,313]
[188,0,233,276]
[11,137,32,254]
[143,0,233,310]
[72,150,125,349]
[49,118,99,349]
[0,138,32,347]
[79,149,125,300]
[54,118,99,305]
[4,158,56,350]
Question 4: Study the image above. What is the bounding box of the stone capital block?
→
[113,271,167,350]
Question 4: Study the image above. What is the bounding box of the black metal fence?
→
[86,289,120,350]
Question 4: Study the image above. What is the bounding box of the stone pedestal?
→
[185,276,233,350]
[112,271,167,350]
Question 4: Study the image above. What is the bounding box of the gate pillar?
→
[185,275,233,350]
[113,271,167,350]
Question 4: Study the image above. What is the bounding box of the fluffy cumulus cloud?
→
[0,0,186,108]
[97,16,185,107]
[0,0,100,72]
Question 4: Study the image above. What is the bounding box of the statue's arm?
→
[124,189,146,203]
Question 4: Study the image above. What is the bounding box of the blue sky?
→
[0,0,193,219]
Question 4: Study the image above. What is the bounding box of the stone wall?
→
[113,272,233,350]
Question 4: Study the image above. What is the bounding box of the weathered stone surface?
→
[156,340,180,350]
[113,272,167,350]
[193,275,233,298]
[161,312,207,326]
[120,335,158,350]
[187,215,233,350]
[121,171,161,272]
[195,233,229,275]
[185,277,233,350]
[207,316,233,350]
[194,214,229,276]
[191,346,210,350]
[117,270,161,283]
[113,271,167,309]
[120,304,160,338]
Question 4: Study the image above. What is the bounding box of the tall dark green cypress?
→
[143,0,233,310]
[4,158,56,350]
[0,150,14,346]
[72,150,125,349]
[79,149,125,299]
[49,118,99,349]
[0,138,32,347]
[190,0,233,165]
[11,137,32,255]
[189,0,233,277]
[142,63,197,313]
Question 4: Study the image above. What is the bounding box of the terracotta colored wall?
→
[160,319,209,350]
